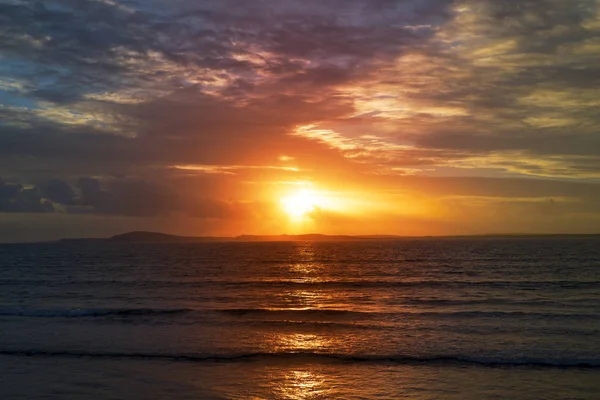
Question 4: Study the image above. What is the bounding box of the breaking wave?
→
[0,308,190,318]
[0,349,598,369]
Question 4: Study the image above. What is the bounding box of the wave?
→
[1,349,598,369]
[0,307,366,319]
[218,308,365,317]
[0,307,190,318]
[216,308,599,319]
[2,278,599,289]
[1,306,596,320]
[402,298,599,308]
[242,319,600,336]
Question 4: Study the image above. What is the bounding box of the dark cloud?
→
[0,176,254,220]
[38,178,76,205]
[376,176,600,200]
[0,0,450,107]
[0,179,54,213]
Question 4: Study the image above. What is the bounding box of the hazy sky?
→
[1,0,600,241]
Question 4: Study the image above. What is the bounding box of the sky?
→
[1,0,600,241]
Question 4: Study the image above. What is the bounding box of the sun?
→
[280,188,323,220]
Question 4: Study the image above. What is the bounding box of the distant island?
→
[59,231,384,243]
[55,231,600,244]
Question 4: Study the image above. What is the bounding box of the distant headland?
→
[58,231,380,243]
[54,231,600,244]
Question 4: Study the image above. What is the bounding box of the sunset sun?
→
[280,189,323,220]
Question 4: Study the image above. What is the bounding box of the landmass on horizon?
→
[52,231,600,244]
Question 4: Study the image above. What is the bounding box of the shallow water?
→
[1,238,599,399]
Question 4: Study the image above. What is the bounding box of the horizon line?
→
[4,231,600,245]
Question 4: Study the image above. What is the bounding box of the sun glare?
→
[280,189,323,219]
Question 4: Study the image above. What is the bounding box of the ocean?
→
[1,238,599,399]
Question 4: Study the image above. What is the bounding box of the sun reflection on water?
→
[259,242,352,399]
[273,333,332,353]
[276,243,332,309]
[276,370,330,400]
[288,242,323,275]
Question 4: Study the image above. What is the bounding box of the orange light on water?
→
[278,370,329,399]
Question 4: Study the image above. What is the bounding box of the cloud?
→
[0,179,54,213]
[0,0,455,177]
[286,0,600,178]
[0,176,255,221]
[2,0,600,238]
[38,178,76,205]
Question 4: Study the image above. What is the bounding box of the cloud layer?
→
[1,0,600,239]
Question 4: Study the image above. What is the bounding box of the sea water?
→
[1,238,599,399]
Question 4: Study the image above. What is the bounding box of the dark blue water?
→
[1,238,599,399]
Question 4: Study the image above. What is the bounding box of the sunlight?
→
[280,188,324,220]
[271,369,332,399]
[275,184,369,229]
